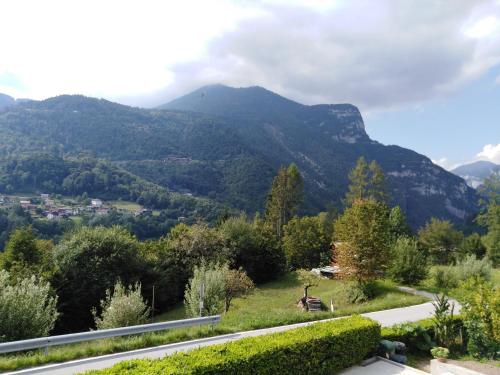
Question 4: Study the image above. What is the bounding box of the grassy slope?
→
[0,274,427,373]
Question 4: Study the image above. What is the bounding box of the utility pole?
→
[151,285,155,322]
[199,282,205,317]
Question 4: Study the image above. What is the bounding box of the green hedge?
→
[86,316,380,375]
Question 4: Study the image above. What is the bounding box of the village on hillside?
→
[0,193,153,220]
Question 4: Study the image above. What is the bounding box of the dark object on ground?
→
[379,339,407,364]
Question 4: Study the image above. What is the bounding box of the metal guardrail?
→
[0,315,221,355]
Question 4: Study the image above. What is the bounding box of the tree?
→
[184,263,253,316]
[52,226,145,332]
[345,157,389,207]
[223,268,254,313]
[296,269,319,300]
[282,214,331,269]
[344,157,369,206]
[458,233,487,259]
[369,160,388,203]
[93,281,150,329]
[418,218,463,264]
[0,226,41,279]
[265,164,304,240]
[388,206,412,243]
[219,215,285,283]
[0,270,59,342]
[388,237,428,285]
[334,199,391,286]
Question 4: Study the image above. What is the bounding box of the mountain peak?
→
[0,93,16,110]
[452,160,499,188]
[160,84,369,143]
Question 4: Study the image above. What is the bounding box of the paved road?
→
[5,296,458,375]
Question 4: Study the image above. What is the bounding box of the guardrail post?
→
[44,345,48,356]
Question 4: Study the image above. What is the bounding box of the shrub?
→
[430,267,458,290]
[0,270,59,342]
[432,294,456,347]
[184,263,254,316]
[343,281,377,304]
[93,281,150,329]
[223,268,254,313]
[460,277,499,359]
[381,316,463,353]
[388,237,427,285]
[86,316,380,375]
[430,347,449,359]
[454,255,491,282]
[184,262,227,317]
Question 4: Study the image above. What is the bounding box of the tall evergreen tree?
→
[345,157,388,207]
[265,164,304,239]
[368,160,388,203]
[344,157,369,206]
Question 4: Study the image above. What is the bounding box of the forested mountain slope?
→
[0,86,477,227]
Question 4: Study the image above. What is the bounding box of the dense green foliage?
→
[93,281,150,329]
[334,200,391,284]
[0,270,59,342]
[282,213,331,269]
[265,164,304,239]
[184,262,227,317]
[388,237,428,285]
[218,215,285,283]
[418,218,463,264]
[52,226,146,332]
[86,315,380,375]
[0,206,74,250]
[0,88,478,228]
[460,277,499,359]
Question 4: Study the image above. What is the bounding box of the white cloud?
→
[1,0,500,109]
[477,143,500,163]
[431,158,461,171]
[464,15,499,38]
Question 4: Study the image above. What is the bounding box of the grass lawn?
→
[0,274,427,373]
[109,200,142,211]
[155,273,428,331]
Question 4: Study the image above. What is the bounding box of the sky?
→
[0,0,499,168]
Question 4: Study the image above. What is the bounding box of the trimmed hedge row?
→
[86,316,380,375]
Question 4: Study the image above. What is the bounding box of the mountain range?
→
[451,161,499,188]
[0,85,478,228]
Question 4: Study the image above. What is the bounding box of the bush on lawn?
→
[86,315,380,375]
[0,270,59,342]
[93,281,150,329]
[388,237,428,285]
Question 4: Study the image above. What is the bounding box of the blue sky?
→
[0,0,499,168]
[366,65,500,169]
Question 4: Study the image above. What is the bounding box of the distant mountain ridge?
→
[452,160,499,188]
[0,85,478,228]
[0,93,16,110]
